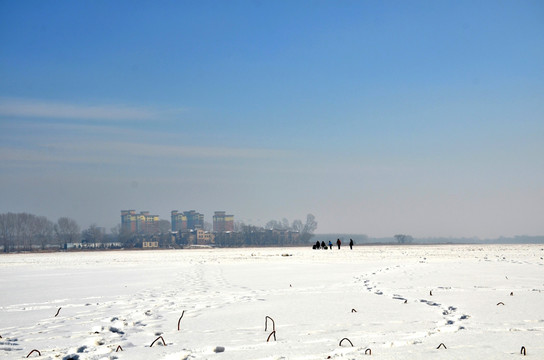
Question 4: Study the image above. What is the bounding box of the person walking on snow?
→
[336,238,341,249]
[328,240,333,250]
[349,238,354,250]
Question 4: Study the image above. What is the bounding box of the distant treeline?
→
[0,212,319,252]
[213,226,310,247]
[313,234,544,245]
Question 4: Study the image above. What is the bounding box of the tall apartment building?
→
[213,211,234,232]
[121,210,138,233]
[171,210,204,231]
[184,210,204,230]
[171,210,187,232]
[121,210,160,234]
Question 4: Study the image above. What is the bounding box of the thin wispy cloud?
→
[51,141,289,160]
[0,97,160,121]
[0,141,289,166]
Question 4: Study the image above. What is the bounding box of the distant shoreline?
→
[2,240,543,255]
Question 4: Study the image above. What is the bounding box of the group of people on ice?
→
[313,238,354,250]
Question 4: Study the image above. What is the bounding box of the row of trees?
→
[264,214,318,236]
[215,214,318,247]
[1,212,319,252]
[394,234,414,244]
[0,213,174,252]
[0,213,80,252]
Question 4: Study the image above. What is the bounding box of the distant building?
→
[171,210,188,232]
[121,210,138,233]
[142,240,159,248]
[213,211,234,232]
[121,210,160,234]
[183,210,204,230]
[196,229,214,245]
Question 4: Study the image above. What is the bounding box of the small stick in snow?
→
[404,300,408,304]
[510,292,514,296]
[430,290,433,296]
[339,338,353,347]
[150,336,166,347]
[265,316,276,332]
[266,331,276,342]
[54,307,61,317]
[497,302,505,306]
[351,308,357,313]
[520,346,526,355]
[26,349,41,357]
[436,343,447,349]
[177,310,185,331]
[116,345,123,352]
[365,348,372,355]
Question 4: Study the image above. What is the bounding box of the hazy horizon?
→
[1,1,543,238]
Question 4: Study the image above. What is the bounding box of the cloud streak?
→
[0,97,159,121]
[0,141,289,166]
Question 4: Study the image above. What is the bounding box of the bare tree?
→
[157,219,172,247]
[394,234,413,244]
[82,223,103,247]
[303,214,317,234]
[0,213,55,251]
[233,221,245,232]
[34,216,54,250]
[55,217,80,248]
[291,219,303,233]
[266,219,292,230]
[281,218,290,230]
[110,224,121,238]
[0,213,16,252]
[265,220,280,230]
[14,213,34,251]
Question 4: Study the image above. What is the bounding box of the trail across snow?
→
[1,245,543,359]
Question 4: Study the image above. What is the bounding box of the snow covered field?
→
[1,245,543,359]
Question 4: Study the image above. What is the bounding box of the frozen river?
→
[1,245,543,359]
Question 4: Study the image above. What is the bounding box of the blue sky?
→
[1,0,543,237]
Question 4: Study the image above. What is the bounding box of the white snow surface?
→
[1,245,543,359]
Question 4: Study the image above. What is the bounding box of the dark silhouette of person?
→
[336,238,341,249]
[328,240,333,250]
[321,241,326,249]
[315,240,321,249]
[349,238,354,250]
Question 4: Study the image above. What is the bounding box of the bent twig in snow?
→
[497,302,505,306]
[339,338,353,347]
[150,336,166,347]
[265,316,275,332]
[116,345,123,352]
[365,348,372,355]
[267,331,276,342]
[521,346,526,355]
[436,343,447,349]
[351,309,357,313]
[26,349,41,357]
[178,310,185,331]
[54,307,61,317]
